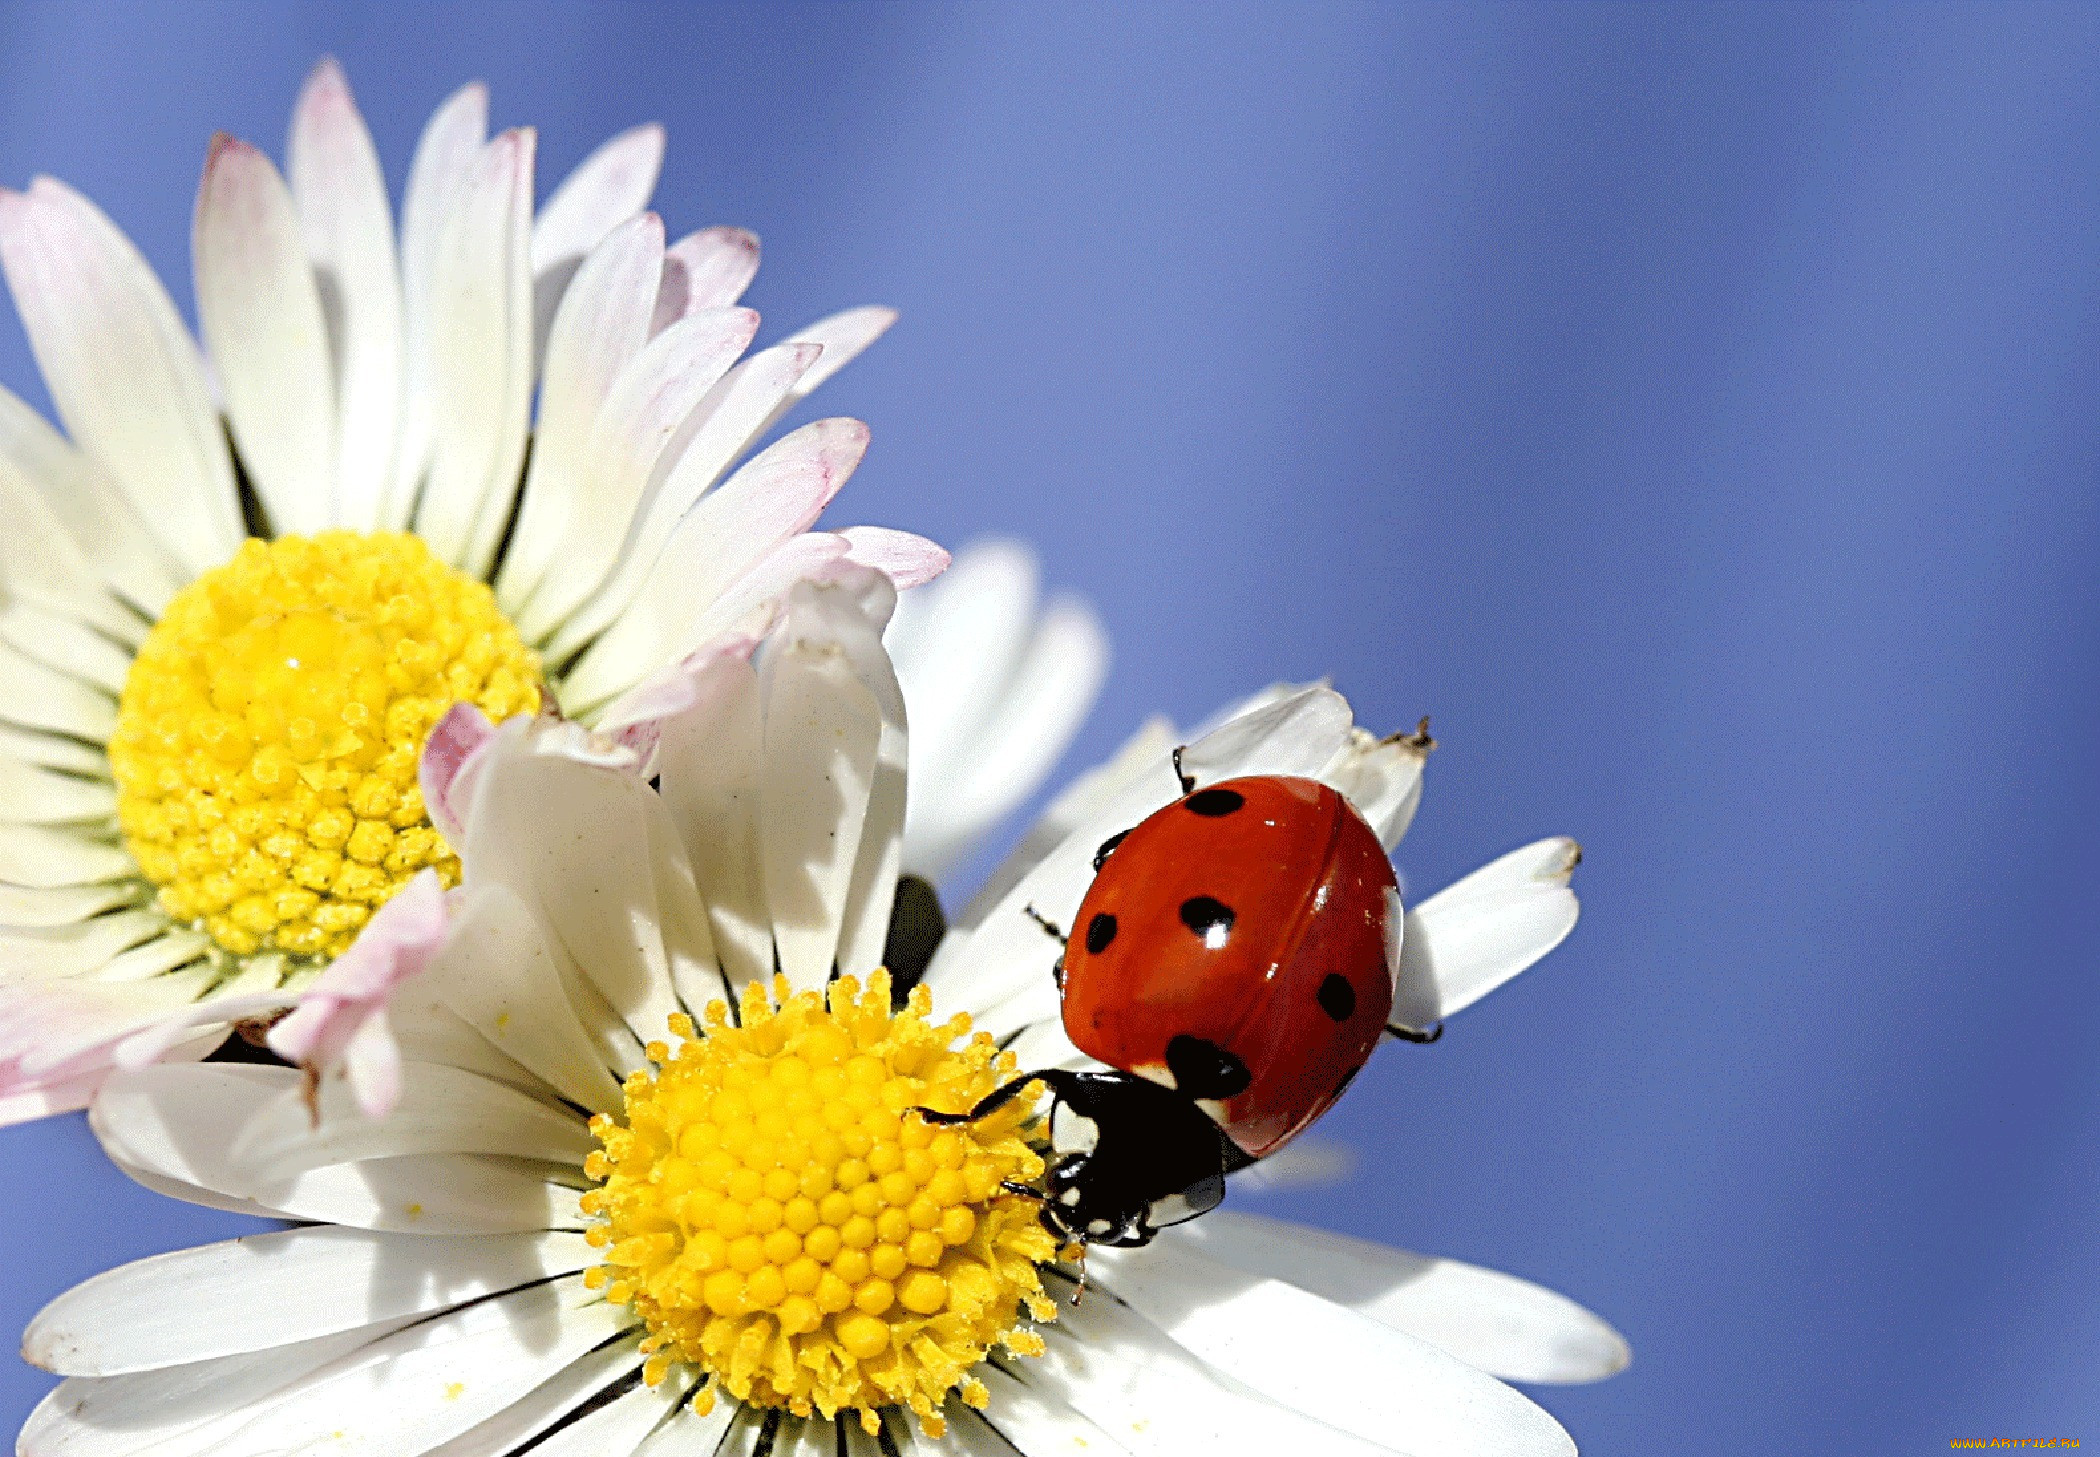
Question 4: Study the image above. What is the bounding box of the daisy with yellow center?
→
[25,573,1623,1456]
[0,59,942,1122]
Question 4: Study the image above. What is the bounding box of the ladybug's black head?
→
[1030,1069,1235,1249]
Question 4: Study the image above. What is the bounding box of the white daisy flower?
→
[0,59,940,1123]
[24,573,1620,1456]
[886,538,1109,887]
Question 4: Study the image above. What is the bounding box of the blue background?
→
[0,3,2094,1451]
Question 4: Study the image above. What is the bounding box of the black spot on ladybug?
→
[1317,973,1356,1021]
[1084,913,1118,955]
[1184,787,1246,817]
[1093,829,1129,871]
[1179,896,1235,946]
[1166,1034,1252,1100]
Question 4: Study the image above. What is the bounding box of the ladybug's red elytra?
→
[921,747,1439,1251]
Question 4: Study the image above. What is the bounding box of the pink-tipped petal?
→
[194,133,336,534]
[543,340,828,663]
[0,1071,100,1125]
[653,226,761,330]
[0,978,263,1129]
[594,633,762,746]
[839,527,951,589]
[530,123,665,277]
[384,79,489,531]
[111,991,297,1071]
[420,702,498,843]
[0,178,240,574]
[418,128,536,578]
[267,870,451,1117]
[288,57,403,530]
[508,302,761,638]
[555,421,870,711]
[777,305,897,403]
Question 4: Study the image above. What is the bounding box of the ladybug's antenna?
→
[1385,1022,1444,1044]
[1022,905,1067,946]
[1171,745,1196,796]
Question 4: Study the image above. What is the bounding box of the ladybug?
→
[921,745,1439,1250]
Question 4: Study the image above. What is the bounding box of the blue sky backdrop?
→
[0,3,2093,1451]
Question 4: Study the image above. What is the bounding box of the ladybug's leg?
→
[1171,745,1195,796]
[1385,1021,1444,1044]
[912,1070,1065,1127]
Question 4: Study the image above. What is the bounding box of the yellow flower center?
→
[583,972,1059,1438]
[110,531,541,961]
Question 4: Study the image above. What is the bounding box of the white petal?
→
[837,527,949,588]
[0,755,115,828]
[768,305,896,419]
[632,1394,739,1455]
[194,135,336,534]
[416,129,535,577]
[512,304,761,641]
[993,1012,1091,1072]
[1016,1289,1397,1457]
[288,58,404,530]
[559,418,869,711]
[0,912,162,978]
[890,539,1041,809]
[228,1059,593,1179]
[92,1063,583,1233]
[1087,1239,1576,1457]
[22,1317,422,1457]
[1316,725,1432,851]
[655,651,772,989]
[205,1278,626,1457]
[426,882,626,1115]
[0,602,133,695]
[758,583,886,992]
[0,384,181,618]
[528,1370,685,1457]
[656,225,760,323]
[0,179,240,575]
[1176,1211,1629,1385]
[895,539,1109,883]
[531,122,664,360]
[0,453,148,650]
[549,340,822,661]
[386,80,488,531]
[0,881,140,927]
[424,1336,644,1457]
[462,743,689,1050]
[0,640,115,740]
[1390,837,1581,1029]
[0,822,131,887]
[974,1365,1134,1456]
[499,213,667,611]
[831,577,908,981]
[27,1226,590,1376]
[956,717,1175,931]
[0,722,107,778]
[386,994,547,1102]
